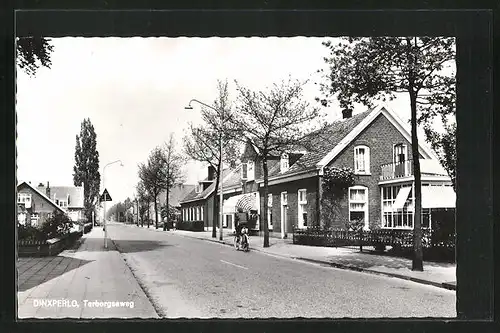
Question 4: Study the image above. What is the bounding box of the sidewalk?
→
[126,223,456,291]
[17,227,159,319]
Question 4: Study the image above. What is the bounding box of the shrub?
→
[17,224,45,241]
[39,210,73,239]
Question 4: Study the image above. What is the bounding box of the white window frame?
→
[297,189,308,229]
[281,191,288,205]
[393,143,408,164]
[280,153,289,173]
[241,163,248,180]
[381,185,417,229]
[18,193,32,208]
[59,200,68,208]
[267,194,273,230]
[247,161,255,181]
[348,186,369,230]
[354,145,370,174]
[200,206,204,221]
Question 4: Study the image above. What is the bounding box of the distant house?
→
[36,182,85,222]
[17,182,67,227]
[179,167,239,230]
[148,183,196,223]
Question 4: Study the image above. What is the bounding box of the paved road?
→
[107,223,456,318]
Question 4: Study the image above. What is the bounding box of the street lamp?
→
[103,159,123,249]
[185,99,224,241]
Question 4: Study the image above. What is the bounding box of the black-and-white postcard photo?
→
[15,36,459,319]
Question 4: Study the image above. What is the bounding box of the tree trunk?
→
[164,189,170,231]
[154,194,159,229]
[147,202,150,228]
[212,161,221,238]
[410,88,424,271]
[262,155,270,248]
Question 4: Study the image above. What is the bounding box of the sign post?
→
[100,189,112,249]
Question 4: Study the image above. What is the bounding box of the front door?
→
[280,192,288,239]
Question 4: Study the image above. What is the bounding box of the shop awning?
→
[422,186,456,209]
[223,192,258,214]
[392,186,412,210]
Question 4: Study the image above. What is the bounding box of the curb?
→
[108,237,165,318]
[118,224,456,291]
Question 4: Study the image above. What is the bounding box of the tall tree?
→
[73,118,101,222]
[184,80,240,238]
[230,77,322,248]
[16,37,54,76]
[317,37,455,271]
[138,146,171,229]
[136,180,152,227]
[160,134,186,231]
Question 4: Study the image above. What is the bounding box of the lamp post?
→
[102,159,123,249]
[185,99,224,241]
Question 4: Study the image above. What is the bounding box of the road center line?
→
[220,260,248,270]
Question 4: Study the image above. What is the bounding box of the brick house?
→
[233,105,455,239]
[148,183,196,223]
[36,182,85,222]
[17,182,67,227]
[179,166,243,230]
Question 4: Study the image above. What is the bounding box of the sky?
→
[16,37,442,204]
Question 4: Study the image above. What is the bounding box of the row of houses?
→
[17,181,86,227]
[178,105,456,239]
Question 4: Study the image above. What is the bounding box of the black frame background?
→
[1,2,497,333]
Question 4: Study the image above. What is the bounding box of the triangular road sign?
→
[100,188,112,202]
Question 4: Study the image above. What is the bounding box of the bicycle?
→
[234,227,249,252]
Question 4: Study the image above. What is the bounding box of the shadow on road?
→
[17,256,93,292]
[111,239,174,253]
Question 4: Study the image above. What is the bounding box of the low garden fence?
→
[18,230,83,257]
[293,227,455,262]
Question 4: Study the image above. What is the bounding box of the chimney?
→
[342,108,353,119]
[46,181,50,197]
[208,166,216,181]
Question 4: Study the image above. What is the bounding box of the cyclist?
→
[234,214,247,246]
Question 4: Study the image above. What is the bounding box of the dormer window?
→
[354,145,370,174]
[241,163,248,180]
[247,161,255,181]
[280,153,289,173]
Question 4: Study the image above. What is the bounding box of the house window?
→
[281,192,288,205]
[59,200,67,208]
[348,186,369,229]
[247,161,255,181]
[354,145,370,174]
[241,163,248,180]
[267,194,273,229]
[381,185,420,229]
[18,193,32,208]
[280,153,289,173]
[200,206,204,221]
[297,189,308,228]
[394,143,408,164]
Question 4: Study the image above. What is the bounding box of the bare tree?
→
[230,77,323,247]
[184,80,240,238]
[138,147,169,229]
[160,134,186,231]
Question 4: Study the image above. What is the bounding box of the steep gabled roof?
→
[254,104,442,183]
[180,168,234,204]
[38,185,85,208]
[17,182,66,213]
[256,110,372,180]
[157,184,196,207]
